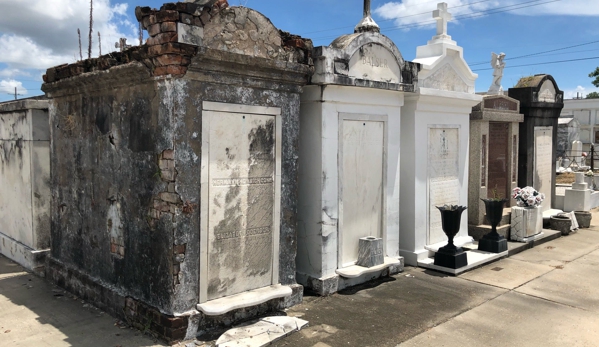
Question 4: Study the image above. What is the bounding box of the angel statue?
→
[488,52,506,95]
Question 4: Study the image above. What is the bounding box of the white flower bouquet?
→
[512,186,545,207]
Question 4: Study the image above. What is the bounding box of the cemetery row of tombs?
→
[0,0,587,343]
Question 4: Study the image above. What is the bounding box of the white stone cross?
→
[433,3,452,37]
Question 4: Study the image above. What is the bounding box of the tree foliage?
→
[590,67,599,88]
[586,91,599,99]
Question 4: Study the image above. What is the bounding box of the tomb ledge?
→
[335,257,402,279]
[197,284,292,316]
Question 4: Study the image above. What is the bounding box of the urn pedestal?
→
[434,206,468,269]
[478,199,508,253]
[510,206,543,242]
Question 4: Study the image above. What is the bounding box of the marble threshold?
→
[335,257,402,278]
[197,284,292,316]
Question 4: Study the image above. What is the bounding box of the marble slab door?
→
[338,113,387,268]
[200,102,281,303]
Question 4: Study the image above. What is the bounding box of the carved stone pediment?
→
[420,63,468,93]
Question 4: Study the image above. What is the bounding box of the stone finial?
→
[355,0,380,33]
[433,3,452,38]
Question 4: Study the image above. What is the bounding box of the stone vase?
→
[478,199,508,253]
[434,205,468,269]
[510,206,542,242]
[550,215,572,236]
[574,211,592,228]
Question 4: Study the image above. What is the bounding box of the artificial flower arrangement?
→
[512,186,545,207]
[585,170,594,177]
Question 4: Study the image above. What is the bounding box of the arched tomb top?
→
[312,32,418,92]
[203,7,311,64]
[330,32,405,66]
[511,74,564,104]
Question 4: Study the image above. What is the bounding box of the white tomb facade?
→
[296,8,419,295]
[399,3,483,266]
[0,98,50,274]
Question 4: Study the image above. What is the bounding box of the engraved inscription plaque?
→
[534,126,553,212]
[428,128,460,245]
[206,112,276,300]
[488,123,509,199]
[484,98,517,111]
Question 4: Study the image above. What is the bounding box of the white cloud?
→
[564,85,599,99]
[0,79,28,96]
[0,68,29,78]
[0,0,137,72]
[374,0,599,30]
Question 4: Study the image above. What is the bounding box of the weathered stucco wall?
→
[0,100,50,272]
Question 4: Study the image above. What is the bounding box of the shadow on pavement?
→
[0,254,164,347]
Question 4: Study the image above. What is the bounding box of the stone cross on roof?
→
[433,2,452,37]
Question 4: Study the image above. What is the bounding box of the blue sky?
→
[1,0,598,102]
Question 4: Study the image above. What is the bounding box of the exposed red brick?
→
[155,10,179,23]
[148,42,196,56]
[173,244,186,254]
[162,149,175,159]
[110,243,117,253]
[153,54,184,67]
[160,21,177,33]
[160,3,178,11]
[199,9,211,26]
[147,23,162,37]
[147,32,177,46]
[176,2,200,15]
[142,14,157,28]
[285,38,306,49]
[213,0,229,12]
[135,6,152,22]
[153,65,188,77]
[161,315,188,329]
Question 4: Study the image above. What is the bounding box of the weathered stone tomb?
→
[41,1,312,342]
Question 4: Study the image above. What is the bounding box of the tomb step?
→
[468,224,511,241]
[483,207,512,226]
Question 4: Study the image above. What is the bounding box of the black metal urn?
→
[478,198,508,253]
[434,205,468,269]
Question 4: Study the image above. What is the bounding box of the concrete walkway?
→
[2,211,599,347]
[0,257,165,347]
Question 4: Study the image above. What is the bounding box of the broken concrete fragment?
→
[215,316,309,347]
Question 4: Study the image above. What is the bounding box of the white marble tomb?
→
[296,8,418,295]
[399,3,483,266]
